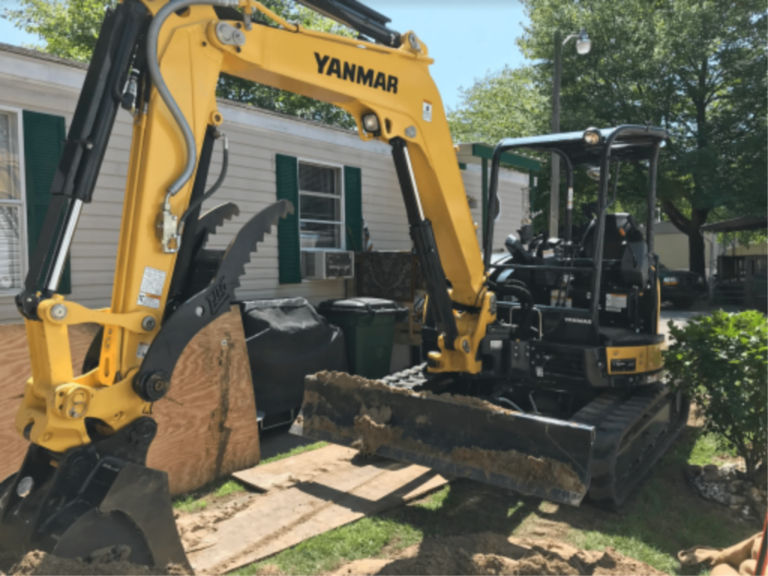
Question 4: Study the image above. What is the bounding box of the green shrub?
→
[664,310,767,479]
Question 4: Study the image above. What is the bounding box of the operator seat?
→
[581,213,649,287]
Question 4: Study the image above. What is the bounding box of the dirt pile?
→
[329,533,666,576]
[0,547,191,576]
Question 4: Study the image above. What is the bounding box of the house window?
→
[299,161,344,250]
[0,108,25,295]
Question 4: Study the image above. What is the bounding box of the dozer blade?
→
[292,371,596,506]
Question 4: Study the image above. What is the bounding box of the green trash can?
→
[317,297,408,379]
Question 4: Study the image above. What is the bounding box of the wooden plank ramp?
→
[187,444,450,574]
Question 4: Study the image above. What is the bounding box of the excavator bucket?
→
[0,418,189,570]
[292,371,596,506]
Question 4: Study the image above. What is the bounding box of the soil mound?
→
[0,547,191,576]
[329,533,666,575]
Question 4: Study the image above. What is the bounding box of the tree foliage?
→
[1,0,355,128]
[448,66,547,144]
[664,310,767,480]
[449,0,767,274]
[521,0,767,275]
[2,0,118,62]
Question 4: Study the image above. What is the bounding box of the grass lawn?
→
[228,426,758,575]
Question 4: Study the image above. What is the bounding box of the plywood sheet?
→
[0,322,99,483]
[148,307,260,495]
[233,443,358,491]
[0,307,259,496]
[189,444,449,574]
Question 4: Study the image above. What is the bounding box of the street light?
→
[564,29,592,55]
[549,28,592,237]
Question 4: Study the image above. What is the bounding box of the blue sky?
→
[0,0,34,45]
[365,1,528,110]
[0,0,529,110]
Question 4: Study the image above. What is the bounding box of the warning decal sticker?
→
[423,101,433,122]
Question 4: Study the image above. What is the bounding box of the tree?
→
[2,0,118,62]
[516,0,767,275]
[448,66,548,144]
[2,0,356,129]
[448,66,555,232]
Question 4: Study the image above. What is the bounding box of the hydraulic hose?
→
[147,0,238,196]
[178,133,229,234]
[504,282,534,339]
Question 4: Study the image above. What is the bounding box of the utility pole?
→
[549,28,591,238]
[549,30,562,238]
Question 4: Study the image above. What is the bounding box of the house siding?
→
[0,44,525,324]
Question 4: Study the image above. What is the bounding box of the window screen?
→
[0,110,23,293]
[298,161,343,250]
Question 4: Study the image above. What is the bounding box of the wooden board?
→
[148,306,260,495]
[233,442,360,492]
[0,307,260,496]
[189,444,450,574]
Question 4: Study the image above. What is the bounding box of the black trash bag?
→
[239,298,348,417]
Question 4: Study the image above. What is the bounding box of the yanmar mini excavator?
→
[0,0,688,567]
[298,125,689,509]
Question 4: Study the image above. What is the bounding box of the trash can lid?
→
[318,297,406,316]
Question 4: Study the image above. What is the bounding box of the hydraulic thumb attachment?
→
[293,370,596,506]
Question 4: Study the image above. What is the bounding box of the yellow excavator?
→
[0,0,687,568]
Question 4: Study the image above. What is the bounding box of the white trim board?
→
[0,53,85,92]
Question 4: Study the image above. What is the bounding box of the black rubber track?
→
[571,385,690,509]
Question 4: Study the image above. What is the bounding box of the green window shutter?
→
[344,166,362,252]
[275,154,301,284]
[23,110,71,294]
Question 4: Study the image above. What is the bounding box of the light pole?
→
[549,28,591,238]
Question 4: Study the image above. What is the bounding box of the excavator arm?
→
[15,0,493,458]
[1,0,498,566]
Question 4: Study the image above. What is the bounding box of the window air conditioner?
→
[301,250,355,280]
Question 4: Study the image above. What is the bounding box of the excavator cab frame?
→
[485,125,667,339]
[486,126,666,308]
